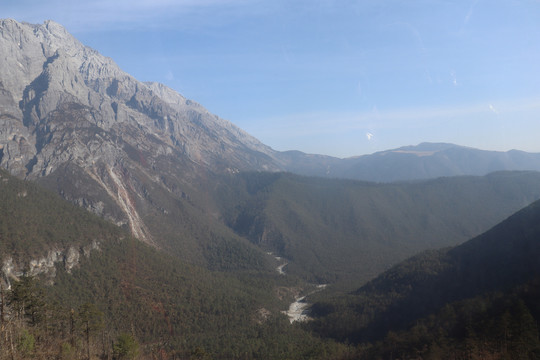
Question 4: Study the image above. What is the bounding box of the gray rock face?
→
[1,242,100,288]
[1,19,278,173]
[0,19,282,246]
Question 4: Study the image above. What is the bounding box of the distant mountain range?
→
[280,142,540,182]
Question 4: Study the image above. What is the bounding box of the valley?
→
[306,199,540,358]
[217,170,540,288]
[1,19,540,359]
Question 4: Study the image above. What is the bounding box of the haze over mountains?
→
[1,19,540,359]
[293,142,540,182]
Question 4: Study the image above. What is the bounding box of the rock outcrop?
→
[1,241,100,287]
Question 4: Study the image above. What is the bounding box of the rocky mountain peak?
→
[0,19,282,245]
[1,19,281,169]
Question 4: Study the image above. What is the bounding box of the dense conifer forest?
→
[306,199,540,358]
[216,171,540,288]
[0,170,349,359]
[3,168,540,359]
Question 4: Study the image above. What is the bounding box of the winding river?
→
[269,252,327,323]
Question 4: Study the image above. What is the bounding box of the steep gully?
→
[86,165,155,247]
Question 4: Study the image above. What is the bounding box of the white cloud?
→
[464,0,480,25]
[3,0,263,32]
[450,70,458,86]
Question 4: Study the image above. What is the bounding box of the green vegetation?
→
[36,161,272,273]
[358,285,540,359]
[0,168,117,259]
[216,171,540,288]
[306,199,540,358]
[0,169,349,359]
[113,333,139,360]
[4,166,540,358]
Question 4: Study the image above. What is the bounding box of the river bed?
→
[267,252,327,323]
[284,285,327,323]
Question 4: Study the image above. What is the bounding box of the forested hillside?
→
[217,171,540,288]
[306,199,540,359]
[0,170,349,359]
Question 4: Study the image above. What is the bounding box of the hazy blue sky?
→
[4,0,540,157]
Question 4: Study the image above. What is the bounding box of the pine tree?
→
[8,275,46,326]
[77,302,104,360]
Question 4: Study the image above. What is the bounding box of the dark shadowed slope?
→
[307,197,540,358]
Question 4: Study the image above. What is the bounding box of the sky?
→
[3,0,540,158]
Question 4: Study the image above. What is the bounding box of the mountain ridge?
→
[289,142,540,182]
[2,18,540,269]
[0,19,279,176]
[3,19,540,186]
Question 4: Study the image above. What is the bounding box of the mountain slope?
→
[307,197,540,357]
[0,19,278,176]
[217,170,540,287]
[0,19,297,269]
[0,169,346,359]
